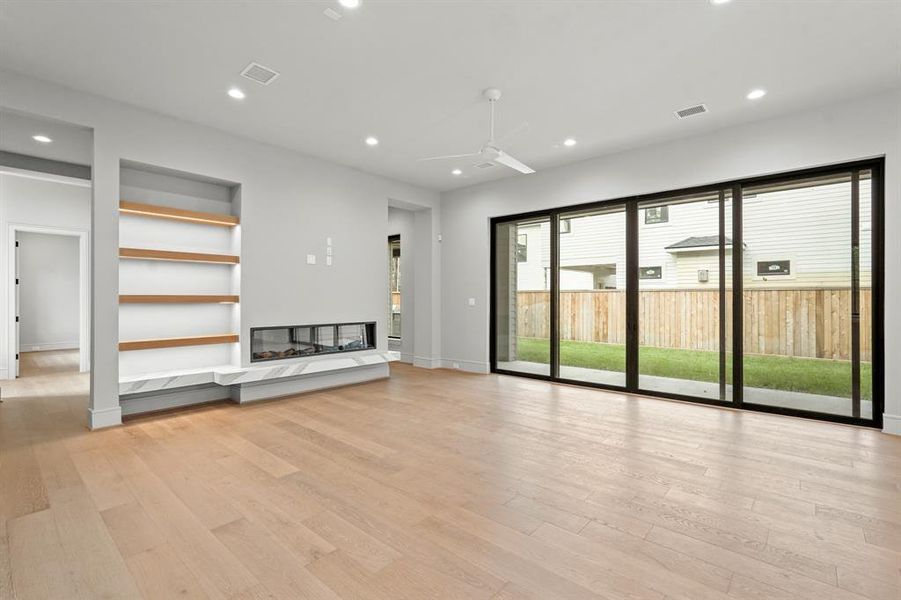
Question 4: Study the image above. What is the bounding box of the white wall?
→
[440,90,901,434]
[17,231,80,351]
[388,207,415,363]
[0,69,440,428]
[0,171,91,376]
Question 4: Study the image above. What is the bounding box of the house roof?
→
[665,236,732,250]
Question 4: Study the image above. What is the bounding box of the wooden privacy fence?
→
[517,288,872,361]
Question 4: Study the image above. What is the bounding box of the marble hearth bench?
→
[118,351,400,415]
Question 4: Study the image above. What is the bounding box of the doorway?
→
[12,228,89,378]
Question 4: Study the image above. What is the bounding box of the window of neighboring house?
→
[559,218,571,233]
[644,206,668,224]
[516,233,528,262]
[388,236,401,338]
[639,266,662,279]
[757,260,790,276]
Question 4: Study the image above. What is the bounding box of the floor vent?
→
[674,103,708,119]
[241,62,280,86]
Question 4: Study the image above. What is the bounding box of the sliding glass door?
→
[556,206,627,386]
[636,191,728,401]
[490,159,882,427]
[493,217,552,376]
[740,170,874,419]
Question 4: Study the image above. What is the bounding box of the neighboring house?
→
[514,178,872,291]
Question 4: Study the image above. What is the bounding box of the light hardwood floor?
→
[1,358,899,599]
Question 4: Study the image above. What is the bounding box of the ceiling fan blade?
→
[494,151,535,174]
[417,152,480,162]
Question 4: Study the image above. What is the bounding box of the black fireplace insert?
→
[250,322,376,362]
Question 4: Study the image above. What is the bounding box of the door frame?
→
[489,157,884,428]
[7,223,91,375]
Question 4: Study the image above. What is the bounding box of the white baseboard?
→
[20,341,78,352]
[441,358,490,374]
[397,352,413,364]
[88,406,122,430]
[883,413,901,436]
[413,355,442,369]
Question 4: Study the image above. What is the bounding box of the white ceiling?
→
[0,110,93,165]
[1,1,898,191]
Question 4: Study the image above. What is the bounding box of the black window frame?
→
[638,266,662,279]
[756,259,791,276]
[644,205,669,224]
[489,158,885,429]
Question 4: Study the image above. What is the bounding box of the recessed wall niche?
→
[117,160,241,378]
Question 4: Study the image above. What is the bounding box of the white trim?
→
[7,223,91,375]
[87,406,121,429]
[883,413,901,436]
[20,341,78,352]
[441,358,491,374]
[412,355,442,369]
[0,166,91,188]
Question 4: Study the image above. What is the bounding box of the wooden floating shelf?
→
[120,200,239,227]
[119,248,239,264]
[120,295,239,304]
[119,334,239,352]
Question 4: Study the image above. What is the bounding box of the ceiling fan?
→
[418,88,535,174]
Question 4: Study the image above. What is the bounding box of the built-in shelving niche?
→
[118,160,241,380]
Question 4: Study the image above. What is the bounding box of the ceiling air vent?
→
[240,62,280,86]
[476,162,496,169]
[674,103,708,120]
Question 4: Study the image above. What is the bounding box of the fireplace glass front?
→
[251,322,376,362]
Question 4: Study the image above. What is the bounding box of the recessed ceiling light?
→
[339,0,360,8]
[746,89,767,100]
[452,169,462,175]
[710,0,732,4]
[563,138,577,147]
[227,87,246,100]
[365,136,379,146]
[32,135,52,143]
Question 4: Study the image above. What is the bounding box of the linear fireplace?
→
[250,322,376,362]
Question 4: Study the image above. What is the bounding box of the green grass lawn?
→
[515,338,871,400]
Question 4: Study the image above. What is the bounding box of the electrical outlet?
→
[453,362,460,369]
[467,298,476,306]
[326,256,333,266]
[306,254,316,265]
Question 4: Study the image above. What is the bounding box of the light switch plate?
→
[306,254,316,265]
[326,256,333,266]
[467,298,476,306]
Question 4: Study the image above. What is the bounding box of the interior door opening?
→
[14,229,87,379]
